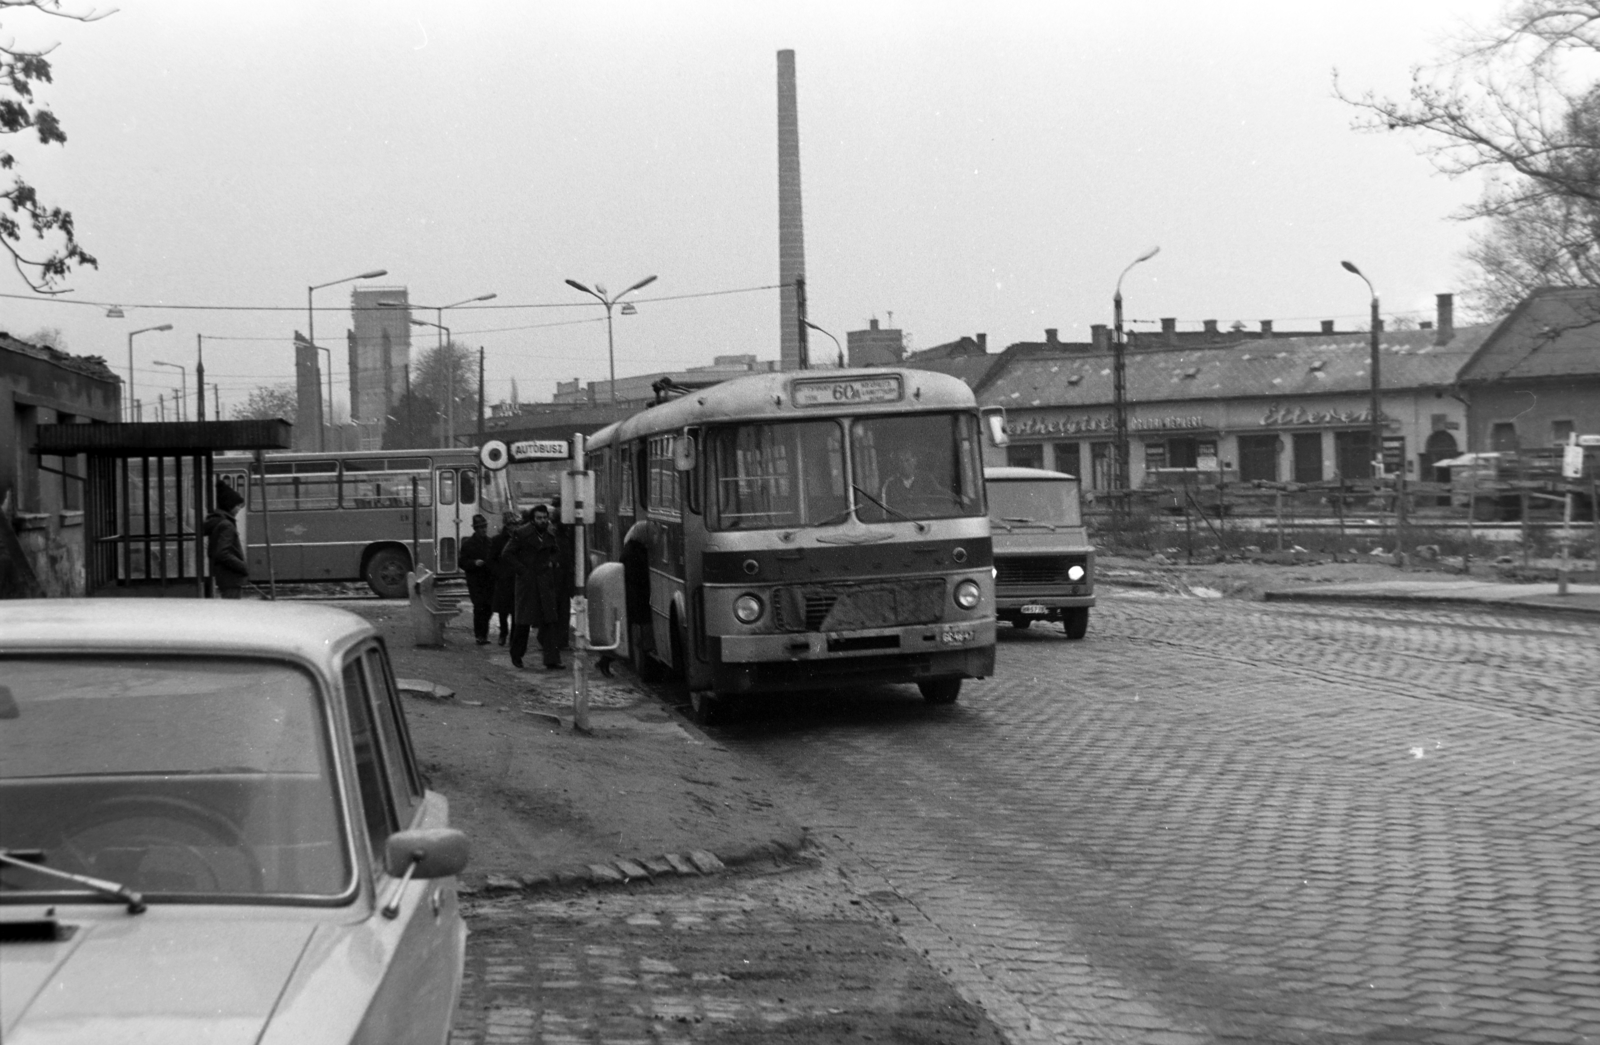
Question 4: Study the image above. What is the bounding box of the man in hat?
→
[504,503,568,669]
[460,513,496,644]
[204,480,249,599]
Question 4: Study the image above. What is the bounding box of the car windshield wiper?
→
[0,849,146,914]
[852,485,929,534]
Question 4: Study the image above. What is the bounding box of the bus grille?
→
[995,556,1084,585]
[773,578,947,632]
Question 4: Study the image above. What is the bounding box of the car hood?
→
[3,910,317,1045]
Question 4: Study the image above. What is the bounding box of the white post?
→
[568,431,592,733]
[1559,433,1578,596]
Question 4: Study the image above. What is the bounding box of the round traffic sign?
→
[479,439,509,471]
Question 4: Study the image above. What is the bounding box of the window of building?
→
[1005,443,1044,468]
[1552,419,1575,446]
[1051,441,1080,478]
[1166,437,1199,469]
[1292,433,1323,484]
[1490,422,1520,452]
[1237,434,1280,483]
[1089,442,1113,491]
[1333,430,1374,479]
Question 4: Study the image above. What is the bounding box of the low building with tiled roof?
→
[1457,287,1600,456]
[977,296,1488,490]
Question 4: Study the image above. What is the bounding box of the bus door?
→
[433,465,478,574]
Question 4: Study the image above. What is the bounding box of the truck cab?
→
[984,466,1095,639]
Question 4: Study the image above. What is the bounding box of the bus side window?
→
[619,447,635,514]
[439,469,456,505]
[460,469,476,505]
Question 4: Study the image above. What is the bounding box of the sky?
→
[0,0,1508,421]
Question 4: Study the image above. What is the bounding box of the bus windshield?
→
[707,412,984,531]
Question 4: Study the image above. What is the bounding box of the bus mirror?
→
[983,410,1010,447]
[673,434,697,472]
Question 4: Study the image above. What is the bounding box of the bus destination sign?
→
[508,439,571,462]
[793,375,903,408]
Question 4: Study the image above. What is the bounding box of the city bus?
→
[215,448,504,597]
[585,367,1003,721]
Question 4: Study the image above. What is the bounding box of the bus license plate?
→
[1020,604,1048,615]
[940,624,975,645]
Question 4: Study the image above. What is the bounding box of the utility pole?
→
[195,335,206,422]
[477,347,485,441]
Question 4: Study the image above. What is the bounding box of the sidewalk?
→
[323,599,807,897]
[1261,576,1600,616]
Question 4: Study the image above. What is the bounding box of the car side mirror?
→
[384,827,469,879]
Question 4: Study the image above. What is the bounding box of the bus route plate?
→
[793,375,903,408]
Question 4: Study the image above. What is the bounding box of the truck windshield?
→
[987,479,1081,526]
[707,412,985,531]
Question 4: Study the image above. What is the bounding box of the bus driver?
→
[879,445,940,511]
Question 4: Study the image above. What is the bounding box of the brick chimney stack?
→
[1260,320,1273,338]
[977,333,987,353]
[1161,317,1177,345]
[1202,319,1219,340]
[1321,320,1335,334]
[1045,328,1059,348]
[1091,324,1109,352]
[1435,293,1454,345]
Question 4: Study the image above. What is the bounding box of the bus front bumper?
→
[710,619,996,695]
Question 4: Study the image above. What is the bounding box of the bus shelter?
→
[32,419,291,597]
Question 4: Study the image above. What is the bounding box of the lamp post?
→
[804,320,845,368]
[1340,261,1384,479]
[309,268,387,451]
[127,324,173,420]
[409,318,453,445]
[564,275,658,404]
[1113,246,1160,500]
[151,360,187,422]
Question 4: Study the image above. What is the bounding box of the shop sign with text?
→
[1260,403,1384,427]
[1007,413,1211,438]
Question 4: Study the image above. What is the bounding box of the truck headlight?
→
[953,579,981,610]
[733,593,764,624]
[1067,565,1085,581]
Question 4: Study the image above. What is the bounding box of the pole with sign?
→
[560,432,616,733]
[1558,434,1584,596]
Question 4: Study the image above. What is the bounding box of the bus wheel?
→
[918,678,961,705]
[689,689,722,725]
[1062,608,1089,640]
[366,548,411,599]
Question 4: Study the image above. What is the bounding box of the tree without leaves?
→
[1337,1,1600,315]
[233,382,297,422]
[410,340,478,442]
[1,0,108,293]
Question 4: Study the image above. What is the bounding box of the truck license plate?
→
[940,624,975,645]
[1020,604,1048,615]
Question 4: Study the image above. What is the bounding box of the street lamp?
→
[151,360,187,422]
[804,320,845,368]
[309,268,387,451]
[127,324,173,420]
[564,275,658,404]
[409,318,453,445]
[1113,246,1160,497]
[1340,261,1384,479]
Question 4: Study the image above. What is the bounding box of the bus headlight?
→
[1067,564,1086,582]
[733,593,764,624]
[953,579,981,610]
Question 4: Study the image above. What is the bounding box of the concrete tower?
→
[777,49,806,371]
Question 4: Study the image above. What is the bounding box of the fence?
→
[1087,468,1600,567]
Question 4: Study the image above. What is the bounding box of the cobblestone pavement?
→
[716,595,1600,1044]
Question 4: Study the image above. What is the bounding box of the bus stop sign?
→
[509,439,571,462]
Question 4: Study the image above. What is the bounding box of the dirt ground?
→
[332,600,803,885]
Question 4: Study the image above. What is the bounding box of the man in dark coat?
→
[459,513,495,645]
[505,503,568,669]
[204,481,249,599]
[489,510,518,645]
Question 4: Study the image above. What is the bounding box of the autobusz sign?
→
[477,439,571,470]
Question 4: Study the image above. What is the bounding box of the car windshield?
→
[987,479,1082,526]
[707,412,985,531]
[0,657,352,903]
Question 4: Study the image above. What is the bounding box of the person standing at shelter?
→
[204,481,249,599]
[489,510,518,645]
[459,513,495,645]
[505,504,568,669]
